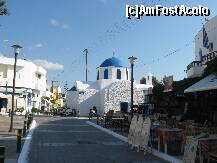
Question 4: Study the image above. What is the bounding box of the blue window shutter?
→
[97,71,99,80]
[104,69,108,79]
[117,69,121,79]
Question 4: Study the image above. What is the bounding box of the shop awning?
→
[184,74,217,93]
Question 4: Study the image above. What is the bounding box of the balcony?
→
[201,51,217,64]
[35,83,46,91]
[36,66,46,76]
[186,61,204,78]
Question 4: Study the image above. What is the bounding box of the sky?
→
[0,0,217,88]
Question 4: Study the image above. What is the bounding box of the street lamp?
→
[9,44,22,132]
[128,56,137,117]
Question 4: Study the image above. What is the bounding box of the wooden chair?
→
[209,127,217,134]
[208,151,217,163]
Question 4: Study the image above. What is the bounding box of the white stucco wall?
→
[97,66,130,80]
[67,89,100,116]
[77,89,100,116]
[0,57,47,92]
[195,16,217,61]
[66,91,78,109]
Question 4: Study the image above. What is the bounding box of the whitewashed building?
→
[66,57,153,116]
[186,15,217,78]
[0,56,51,113]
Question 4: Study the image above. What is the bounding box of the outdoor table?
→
[104,116,110,128]
[154,128,184,154]
[110,117,125,131]
[198,134,217,163]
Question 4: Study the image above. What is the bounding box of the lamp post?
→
[9,44,22,132]
[128,56,137,117]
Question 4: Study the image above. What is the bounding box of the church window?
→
[97,70,99,80]
[117,69,121,79]
[104,69,108,79]
[126,69,128,80]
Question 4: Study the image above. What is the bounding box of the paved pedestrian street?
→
[28,118,168,163]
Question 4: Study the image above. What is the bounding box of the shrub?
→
[16,107,24,112]
[31,107,38,113]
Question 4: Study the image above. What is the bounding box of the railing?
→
[187,61,202,71]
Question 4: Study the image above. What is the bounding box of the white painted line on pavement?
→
[40,124,89,127]
[0,136,16,140]
[86,121,182,163]
[35,130,101,133]
[17,120,37,163]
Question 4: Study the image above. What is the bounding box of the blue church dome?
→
[99,57,124,67]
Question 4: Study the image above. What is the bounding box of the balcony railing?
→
[201,51,217,64]
[187,61,202,71]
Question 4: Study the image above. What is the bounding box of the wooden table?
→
[104,117,125,130]
[154,128,184,154]
[198,134,217,163]
[111,117,125,131]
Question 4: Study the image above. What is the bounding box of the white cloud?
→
[62,24,69,29]
[50,19,59,26]
[32,59,64,71]
[50,19,70,29]
[35,43,43,48]
[3,39,9,42]
[28,43,43,51]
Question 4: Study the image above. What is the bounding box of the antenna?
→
[83,49,88,82]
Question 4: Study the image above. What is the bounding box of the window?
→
[117,69,121,79]
[199,49,202,61]
[126,68,128,80]
[97,71,99,80]
[104,69,108,79]
[209,42,213,52]
[37,74,41,79]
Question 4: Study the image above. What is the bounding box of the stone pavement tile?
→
[5,158,17,163]
[0,115,25,162]
[28,118,168,163]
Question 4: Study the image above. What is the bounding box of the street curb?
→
[86,121,182,163]
[17,120,37,163]
[86,121,128,142]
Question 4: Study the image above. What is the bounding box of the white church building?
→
[66,57,153,116]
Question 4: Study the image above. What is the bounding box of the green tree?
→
[152,78,164,108]
[140,77,146,84]
[152,76,159,87]
[0,0,9,15]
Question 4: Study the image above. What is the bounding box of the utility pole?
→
[51,80,58,101]
[51,80,58,93]
[83,49,88,82]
